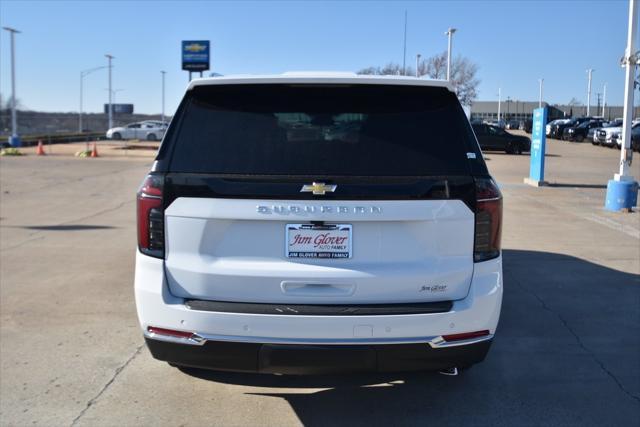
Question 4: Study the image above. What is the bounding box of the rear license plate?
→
[286,224,352,259]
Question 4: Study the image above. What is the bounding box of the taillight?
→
[137,174,164,258]
[474,177,502,262]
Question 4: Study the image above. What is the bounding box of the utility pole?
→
[105,54,114,130]
[538,78,544,108]
[586,68,594,116]
[161,71,166,124]
[402,11,407,75]
[415,54,421,77]
[3,27,20,146]
[445,28,457,81]
[602,83,607,118]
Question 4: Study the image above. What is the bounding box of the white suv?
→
[134,73,503,375]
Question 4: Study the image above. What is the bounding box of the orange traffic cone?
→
[90,142,99,158]
[36,140,46,156]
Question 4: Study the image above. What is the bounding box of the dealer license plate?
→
[286,224,352,259]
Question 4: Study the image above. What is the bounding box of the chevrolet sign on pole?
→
[182,40,210,78]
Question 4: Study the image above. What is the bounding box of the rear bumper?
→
[135,251,503,372]
[145,336,493,374]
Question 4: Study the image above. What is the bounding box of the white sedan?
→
[106,122,166,141]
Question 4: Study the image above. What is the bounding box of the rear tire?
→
[576,135,584,142]
[506,141,522,155]
[147,133,157,141]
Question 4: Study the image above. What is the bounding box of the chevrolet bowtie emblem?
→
[300,182,337,195]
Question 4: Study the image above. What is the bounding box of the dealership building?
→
[469,101,638,123]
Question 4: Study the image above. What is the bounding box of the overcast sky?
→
[1,0,637,114]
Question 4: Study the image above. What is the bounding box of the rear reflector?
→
[442,330,490,342]
[147,326,194,339]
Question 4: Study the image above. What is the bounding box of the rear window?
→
[165,84,478,176]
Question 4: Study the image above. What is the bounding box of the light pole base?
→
[604,179,638,212]
[524,178,548,187]
[8,135,21,147]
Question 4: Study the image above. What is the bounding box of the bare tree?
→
[358,52,480,105]
[0,93,23,110]
[358,63,413,76]
[568,97,582,106]
[422,52,448,80]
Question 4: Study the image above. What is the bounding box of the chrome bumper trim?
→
[143,330,494,348]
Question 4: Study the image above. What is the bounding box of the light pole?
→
[79,66,108,132]
[497,87,501,124]
[402,10,407,75]
[445,28,457,81]
[3,26,20,146]
[605,0,638,212]
[105,54,114,130]
[161,70,166,123]
[602,83,607,118]
[586,68,594,116]
[617,0,637,180]
[538,78,544,108]
[415,54,421,77]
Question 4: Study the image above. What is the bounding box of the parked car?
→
[106,121,166,141]
[610,122,640,149]
[472,123,531,154]
[520,119,533,133]
[142,120,169,129]
[549,117,592,139]
[591,119,623,145]
[505,120,519,130]
[485,119,505,128]
[546,119,570,137]
[595,120,639,147]
[634,126,640,152]
[562,119,605,142]
[135,73,503,374]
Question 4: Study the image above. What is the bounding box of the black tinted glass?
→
[167,84,475,176]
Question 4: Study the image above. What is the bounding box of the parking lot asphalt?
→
[1,137,639,426]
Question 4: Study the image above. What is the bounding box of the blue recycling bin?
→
[605,179,638,211]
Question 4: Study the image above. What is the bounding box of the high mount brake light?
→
[474,178,502,263]
[137,174,164,258]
